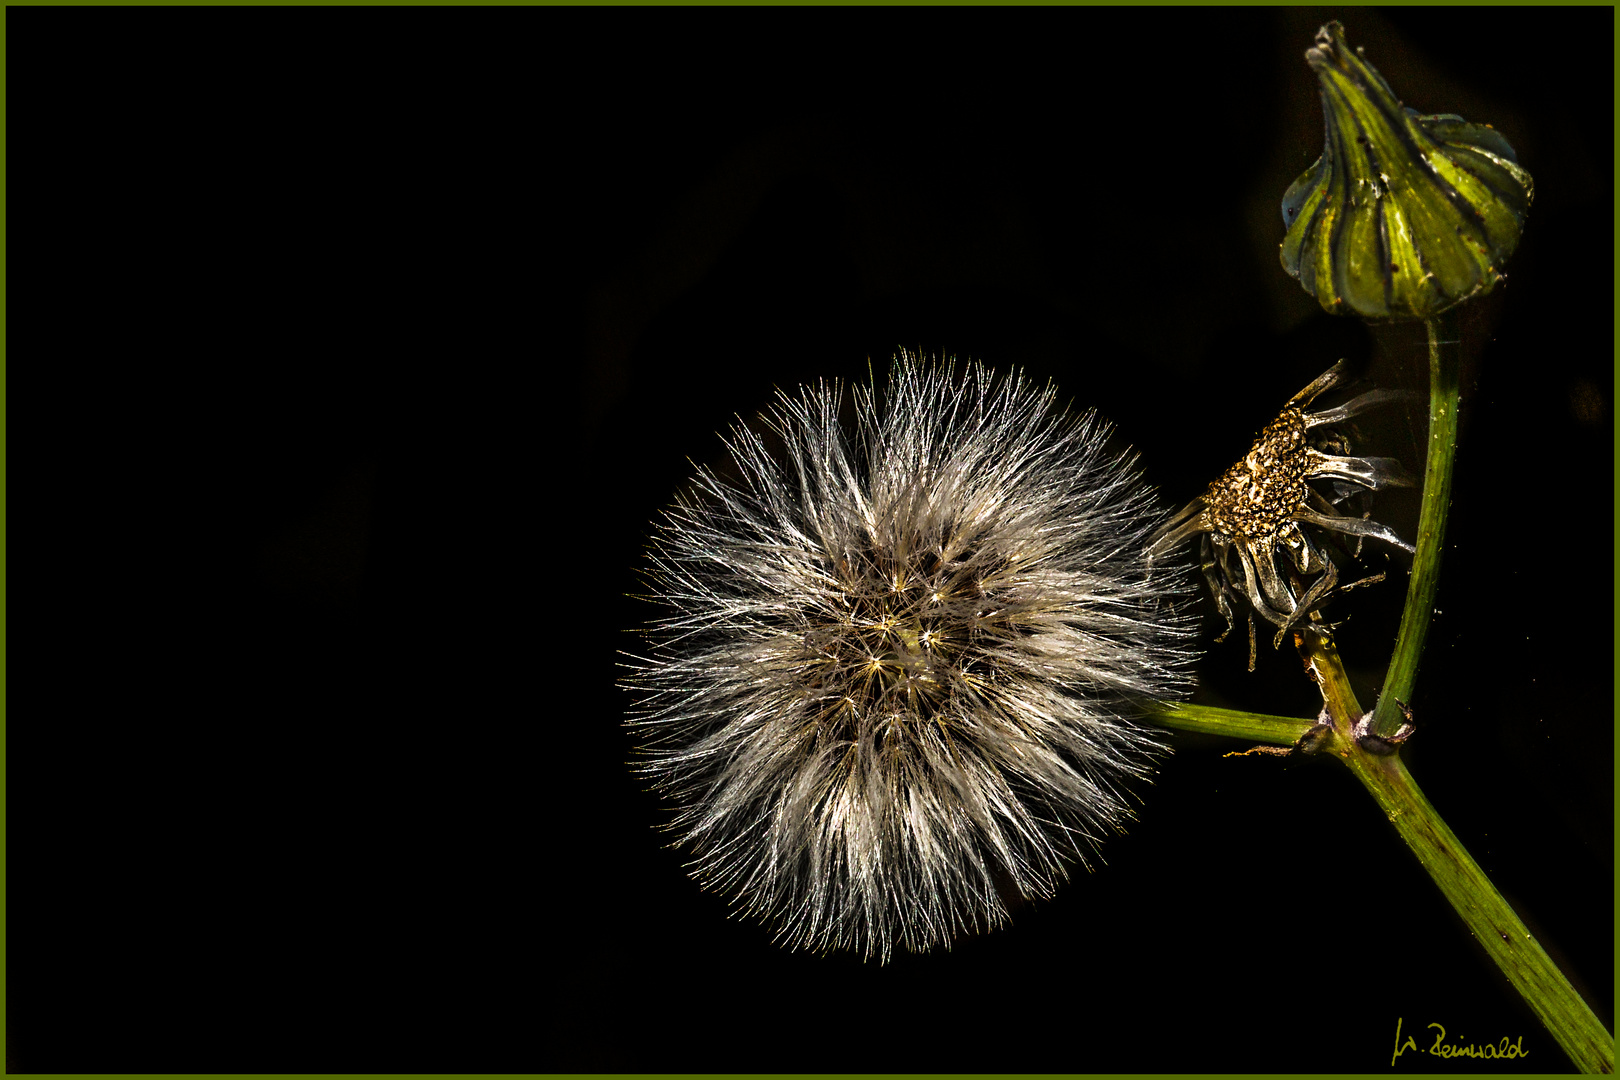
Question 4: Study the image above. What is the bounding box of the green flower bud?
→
[1280,22,1534,321]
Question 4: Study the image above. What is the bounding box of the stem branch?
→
[1343,748,1614,1072]
[1142,703,1315,746]
[1373,312,1460,737]
[1298,631,1613,1072]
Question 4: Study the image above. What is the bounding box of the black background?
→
[13,6,1612,1073]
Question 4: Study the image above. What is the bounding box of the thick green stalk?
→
[1344,750,1614,1073]
[1297,631,1614,1073]
[1142,703,1314,746]
[1372,312,1460,737]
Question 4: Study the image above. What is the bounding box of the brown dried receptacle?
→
[1149,360,1415,669]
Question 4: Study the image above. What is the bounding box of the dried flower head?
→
[622,353,1198,961]
[1149,360,1414,669]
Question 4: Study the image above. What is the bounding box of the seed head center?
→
[1203,405,1311,543]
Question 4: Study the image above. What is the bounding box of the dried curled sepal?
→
[1354,706,1415,755]
[1280,22,1534,321]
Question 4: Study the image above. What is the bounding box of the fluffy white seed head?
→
[623,353,1198,961]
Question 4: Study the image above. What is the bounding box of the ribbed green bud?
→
[1280,22,1534,321]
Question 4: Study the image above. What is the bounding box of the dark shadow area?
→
[9,6,1610,1073]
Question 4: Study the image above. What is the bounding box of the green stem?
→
[1298,631,1614,1073]
[1150,313,1607,1066]
[1346,752,1614,1072]
[1372,311,1460,738]
[1142,703,1315,746]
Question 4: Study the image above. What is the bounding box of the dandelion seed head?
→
[622,352,1199,961]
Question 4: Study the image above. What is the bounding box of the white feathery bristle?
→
[622,352,1199,961]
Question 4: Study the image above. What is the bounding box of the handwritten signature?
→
[1392,1017,1529,1065]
